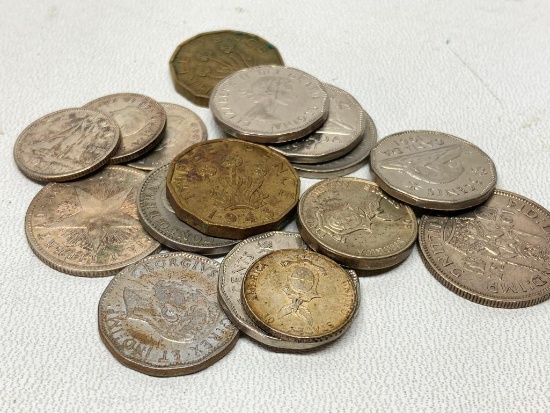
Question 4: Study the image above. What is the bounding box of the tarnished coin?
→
[419,190,550,308]
[370,130,497,210]
[219,231,359,350]
[292,110,377,178]
[166,138,300,239]
[83,93,166,164]
[169,30,284,107]
[210,66,329,143]
[242,249,358,343]
[298,178,417,270]
[25,166,160,277]
[14,108,120,182]
[138,165,238,255]
[270,84,365,163]
[98,252,239,376]
[127,103,207,170]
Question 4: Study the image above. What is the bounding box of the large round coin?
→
[419,190,550,308]
[98,252,239,376]
[83,93,166,164]
[25,166,160,276]
[242,249,358,343]
[298,178,417,270]
[166,139,300,239]
[14,108,120,182]
[210,66,329,143]
[370,130,497,210]
[138,164,238,254]
[169,30,284,107]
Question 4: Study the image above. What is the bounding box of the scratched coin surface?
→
[166,138,300,239]
[370,130,497,210]
[25,166,160,276]
[98,252,239,376]
[242,249,358,343]
[169,30,284,107]
[270,84,365,163]
[83,93,166,164]
[219,231,359,350]
[138,164,238,255]
[298,178,417,270]
[419,190,550,308]
[292,110,377,178]
[127,103,207,170]
[14,108,120,182]
[210,66,329,143]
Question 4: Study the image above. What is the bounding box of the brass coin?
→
[98,252,239,376]
[242,249,358,343]
[169,30,284,107]
[25,166,160,277]
[166,138,300,240]
[297,178,417,270]
[419,190,550,308]
[13,108,120,182]
[83,93,166,164]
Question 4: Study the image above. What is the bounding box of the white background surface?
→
[1,0,550,412]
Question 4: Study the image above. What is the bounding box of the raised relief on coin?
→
[166,139,300,239]
[169,31,284,107]
[210,66,329,143]
[14,108,120,182]
[419,190,550,308]
[25,166,160,276]
[99,253,239,376]
[370,131,497,210]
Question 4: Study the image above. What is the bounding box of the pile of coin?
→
[14,29,550,377]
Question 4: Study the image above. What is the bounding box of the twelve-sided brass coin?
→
[166,139,300,240]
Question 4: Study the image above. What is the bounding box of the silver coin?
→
[98,252,239,376]
[269,84,365,163]
[292,110,377,178]
[138,165,239,255]
[218,231,359,350]
[210,65,329,143]
[127,103,207,170]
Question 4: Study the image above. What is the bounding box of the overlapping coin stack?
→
[14,30,550,377]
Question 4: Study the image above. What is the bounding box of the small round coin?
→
[138,164,238,255]
[25,166,160,276]
[370,130,497,210]
[419,190,550,308]
[210,66,330,143]
[98,252,239,376]
[242,249,358,343]
[166,138,300,239]
[83,93,166,164]
[127,103,207,170]
[14,108,120,182]
[298,178,417,270]
[169,30,284,107]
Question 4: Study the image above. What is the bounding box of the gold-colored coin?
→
[166,138,300,240]
[242,249,358,343]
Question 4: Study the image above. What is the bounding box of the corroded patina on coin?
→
[14,108,120,182]
[169,30,284,107]
[138,165,238,255]
[166,139,300,239]
[210,66,329,143]
[98,252,239,376]
[83,93,166,164]
[419,190,550,308]
[370,130,497,210]
[298,178,417,270]
[25,166,160,276]
[242,249,358,343]
[127,103,207,170]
